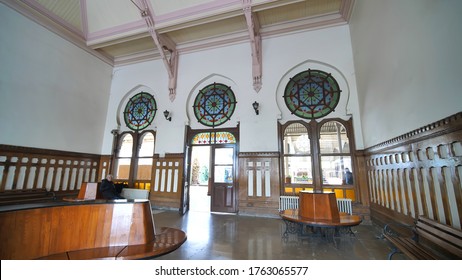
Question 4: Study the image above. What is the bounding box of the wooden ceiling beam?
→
[242,0,262,93]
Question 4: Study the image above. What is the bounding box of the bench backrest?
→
[415,216,462,259]
[77,182,103,200]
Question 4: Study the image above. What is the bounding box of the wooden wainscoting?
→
[238,152,280,216]
[150,153,184,209]
[365,112,462,230]
[0,145,102,196]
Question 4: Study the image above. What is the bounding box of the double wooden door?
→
[182,138,237,214]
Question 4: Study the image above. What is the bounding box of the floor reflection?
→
[152,210,400,260]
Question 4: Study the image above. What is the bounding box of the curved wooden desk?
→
[280,209,362,247]
[0,199,186,260]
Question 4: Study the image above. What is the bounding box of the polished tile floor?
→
[152,209,402,260]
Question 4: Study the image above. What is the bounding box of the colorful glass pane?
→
[192,132,211,145]
[215,131,236,144]
[193,83,237,127]
[192,132,236,145]
[124,92,157,131]
[283,69,341,119]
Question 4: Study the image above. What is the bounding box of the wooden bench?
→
[383,216,462,259]
[0,188,56,206]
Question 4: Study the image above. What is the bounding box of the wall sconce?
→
[252,101,259,115]
[163,110,172,121]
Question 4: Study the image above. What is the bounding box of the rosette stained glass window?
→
[283,69,341,119]
[124,92,157,131]
[193,83,237,127]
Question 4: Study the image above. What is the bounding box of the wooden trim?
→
[239,152,279,158]
[0,144,101,158]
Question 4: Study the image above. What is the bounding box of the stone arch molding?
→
[185,74,240,129]
[275,60,351,121]
[116,84,159,131]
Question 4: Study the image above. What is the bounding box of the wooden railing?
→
[365,112,462,230]
[0,145,101,194]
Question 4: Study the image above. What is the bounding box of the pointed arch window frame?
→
[279,118,357,200]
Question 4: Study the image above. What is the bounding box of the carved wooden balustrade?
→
[365,112,462,230]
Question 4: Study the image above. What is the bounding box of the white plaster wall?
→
[103,24,362,154]
[350,0,462,148]
[0,4,113,154]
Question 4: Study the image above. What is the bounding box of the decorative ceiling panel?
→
[4,0,354,66]
[85,0,141,33]
[257,0,341,26]
[36,0,83,31]
[149,0,213,16]
[166,15,247,44]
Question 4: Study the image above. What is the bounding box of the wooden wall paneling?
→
[238,152,280,216]
[366,112,462,230]
[354,152,370,206]
[99,155,112,181]
[449,160,462,228]
[0,145,101,194]
[150,154,183,209]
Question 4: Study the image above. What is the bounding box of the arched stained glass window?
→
[192,132,236,145]
[283,69,341,119]
[193,83,237,127]
[124,92,157,131]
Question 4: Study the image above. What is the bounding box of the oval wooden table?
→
[280,209,362,247]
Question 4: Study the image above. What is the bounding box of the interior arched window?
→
[113,131,155,189]
[115,133,133,180]
[319,121,352,186]
[114,91,157,189]
[136,132,155,180]
[283,123,312,185]
[280,119,356,200]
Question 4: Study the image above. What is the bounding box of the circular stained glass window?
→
[283,69,341,119]
[124,92,157,131]
[193,83,237,127]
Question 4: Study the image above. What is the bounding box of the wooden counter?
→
[0,199,186,260]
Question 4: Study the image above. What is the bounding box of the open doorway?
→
[183,128,239,214]
[189,146,211,212]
